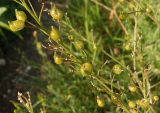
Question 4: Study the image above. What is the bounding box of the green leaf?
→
[0,7,7,16]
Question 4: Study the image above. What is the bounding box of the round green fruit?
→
[112,64,123,75]
[80,63,93,75]
[54,55,63,64]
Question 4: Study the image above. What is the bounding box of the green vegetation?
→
[7,0,160,112]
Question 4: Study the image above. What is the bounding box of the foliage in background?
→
[8,0,160,113]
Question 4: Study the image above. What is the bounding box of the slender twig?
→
[114,10,128,35]
[133,17,137,74]
[13,0,22,5]
[39,3,45,21]
[151,81,160,89]
[27,0,38,18]
[91,0,112,11]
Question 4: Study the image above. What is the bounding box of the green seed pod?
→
[9,20,25,32]
[50,6,63,21]
[74,40,84,50]
[112,64,123,75]
[54,55,63,64]
[68,35,74,41]
[80,63,93,75]
[146,7,152,13]
[97,96,105,108]
[124,42,132,52]
[153,96,159,101]
[50,27,61,41]
[128,84,137,92]
[128,101,136,108]
[15,9,27,22]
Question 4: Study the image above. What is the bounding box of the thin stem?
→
[26,21,48,36]
[27,0,38,18]
[151,81,160,89]
[13,0,22,5]
[114,10,128,35]
[22,2,42,26]
[39,3,45,21]
[91,0,112,11]
[133,17,137,75]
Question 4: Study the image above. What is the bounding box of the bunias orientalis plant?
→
[10,0,160,113]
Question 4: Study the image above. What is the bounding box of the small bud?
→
[9,20,25,32]
[50,27,61,41]
[50,6,63,21]
[128,101,136,108]
[15,9,27,22]
[146,7,151,13]
[68,35,74,41]
[153,96,159,101]
[54,55,63,64]
[128,84,137,92]
[124,43,132,52]
[80,63,93,75]
[74,40,84,50]
[97,96,105,108]
[112,64,123,75]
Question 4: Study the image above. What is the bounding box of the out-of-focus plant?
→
[10,0,160,113]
